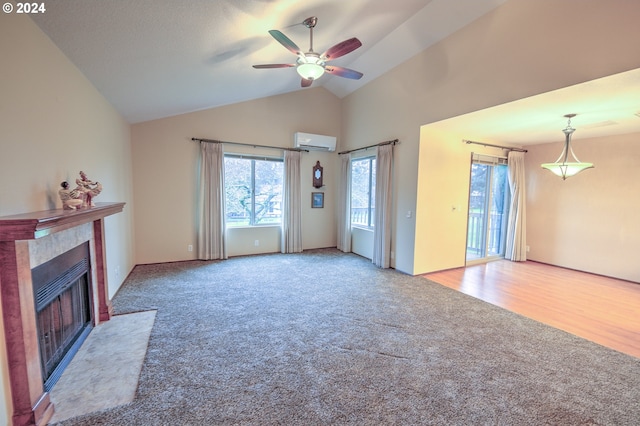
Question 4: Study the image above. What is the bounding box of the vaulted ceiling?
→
[31,0,507,123]
[30,0,640,144]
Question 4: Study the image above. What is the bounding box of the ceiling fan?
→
[253,16,363,88]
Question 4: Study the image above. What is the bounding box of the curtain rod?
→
[191,137,308,152]
[463,139,527,153]
[338,139,399,155]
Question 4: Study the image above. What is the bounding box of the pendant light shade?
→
[296,54,325,80]
[541,114,594,180]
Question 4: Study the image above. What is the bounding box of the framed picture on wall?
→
[311,192,324,208]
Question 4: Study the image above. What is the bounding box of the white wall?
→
[341,0,640,275]
[131,88,341,264]
[0,12,134,422]
[351,227,374,260]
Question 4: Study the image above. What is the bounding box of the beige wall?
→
[341,0,640,275]
[131,88,341,264]
[0,12,135,424]
[409,124,640,283]
[414,127,507,274]
[526,133,640,282]
[2,0,639,420]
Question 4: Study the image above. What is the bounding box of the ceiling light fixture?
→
[541,114,594,180]
[296,54,325,81]
[253,16,363,88]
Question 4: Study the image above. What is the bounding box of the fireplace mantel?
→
[0,202,125,242]
[0,202,125,426]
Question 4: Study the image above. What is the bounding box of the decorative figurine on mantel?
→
[58,171,103,209]
[75,171,102,207]
[58,181,84,210]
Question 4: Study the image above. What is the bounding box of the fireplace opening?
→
[32,242,94,391]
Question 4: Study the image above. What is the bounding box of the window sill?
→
[226,224,282,230]
[351,225,374,232]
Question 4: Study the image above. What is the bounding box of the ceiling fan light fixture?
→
[541,114,594,180]
[253,17,362,85]
[296,56,325,81]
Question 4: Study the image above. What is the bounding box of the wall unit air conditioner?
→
[294,132,337,152]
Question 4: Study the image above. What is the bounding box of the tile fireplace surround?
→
[0,202,125,426]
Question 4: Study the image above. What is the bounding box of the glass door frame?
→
[466,154,510,265]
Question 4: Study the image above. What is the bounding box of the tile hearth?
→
[49,310,156,424]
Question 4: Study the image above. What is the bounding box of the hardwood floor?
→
[422,260,640,359]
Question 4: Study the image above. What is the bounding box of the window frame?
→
[350,155,376,229]
[224,154,284,228]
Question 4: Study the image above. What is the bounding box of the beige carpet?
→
[49,310,156,424]
[52,250,640,425]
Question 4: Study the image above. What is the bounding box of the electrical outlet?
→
[188,244,193,252]
[526,245,530,252]
[254,240,260,247]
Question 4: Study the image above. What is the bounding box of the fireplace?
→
[0,202,124,426]
[32,242,93,392]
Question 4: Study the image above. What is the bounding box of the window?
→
[351,156,376,228]
[224,155,283,227]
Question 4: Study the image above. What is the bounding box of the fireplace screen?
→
[32,243,93,391]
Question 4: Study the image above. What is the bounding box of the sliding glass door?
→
[466,156,510,262]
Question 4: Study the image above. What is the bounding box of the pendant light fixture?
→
[541,114,594,180]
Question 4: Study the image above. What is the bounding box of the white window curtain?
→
[197,142,227,260]
[505,151,527,261]
[282,150,303,253]
[337,153,352,252]
[372,144,393,268]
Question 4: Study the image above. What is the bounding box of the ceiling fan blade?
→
[252,64,296,69]
[325,66,363,80]
[321,38,362,61]
[301,78,313,88]
[268,30,302,55]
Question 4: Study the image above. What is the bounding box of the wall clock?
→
[313,161,323,188]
